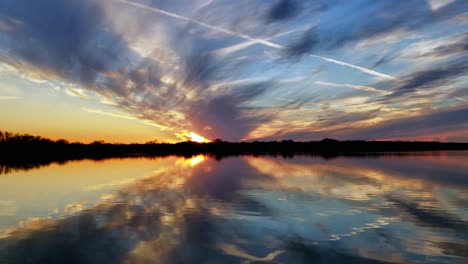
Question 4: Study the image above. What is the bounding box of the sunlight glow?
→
[189,132,210,143]
[175,130,211,143]
[188,155,205,167]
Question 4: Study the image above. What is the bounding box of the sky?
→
[0,0,467,143]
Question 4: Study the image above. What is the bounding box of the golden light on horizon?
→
[189,132,210,143]
[175,130,211,143]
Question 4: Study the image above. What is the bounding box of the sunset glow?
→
[173,130,211,143]
[1,1,467,262]
[0,0,466,142]
[189,132,210,143]
[188,155,206,167]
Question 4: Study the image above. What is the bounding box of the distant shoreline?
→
[2,135,468,174]
[2,131,468,156]
[2,131,468,167]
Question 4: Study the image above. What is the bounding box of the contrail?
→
[116,0,397,80]
[315,81,390,95]
[116,0,281,48]
[213,27,308,57]
[310,55,396,80]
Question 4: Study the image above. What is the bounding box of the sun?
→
[189,132,210,143]
[175,130,211,143]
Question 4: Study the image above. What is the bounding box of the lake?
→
[0,152,467,263]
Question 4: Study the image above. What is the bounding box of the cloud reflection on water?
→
[0,153,467,263]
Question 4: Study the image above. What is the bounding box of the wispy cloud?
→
[315,81,389,95]
[116,0,396,80]
[84,108,170,130]
[0,96,19,100]
[275,97,296,102]
[344,103,468,141]
[384,60,468,99]
[84,108,136,120]
[65,88,89,99]
[0,0,466,141]
[211,27,306,57]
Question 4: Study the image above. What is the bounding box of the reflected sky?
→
[0,153,467,263]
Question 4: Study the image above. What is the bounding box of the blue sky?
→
[0,0,467,142]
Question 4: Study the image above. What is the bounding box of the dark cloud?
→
[317,108,380,128]
[182,54,218,89]
[317,0,466,51]
[278,0,468,59]
[0,0,467,142]
[453,13,468,24]
[189,82,273,141]
[371,55,394,69]
[266,0,301,22]
[0,0,286,141]
[344,103,468,141]
[327,0,428,49]
[375,32,468,67]
[386,59,468,98]
[448,88,468,99]
[255,103,468,142]
[0,0,124,83]
[283,28,318,59]
[416,33,468,58]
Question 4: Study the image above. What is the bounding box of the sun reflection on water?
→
[188,155,205,167]
[0,153,467,263]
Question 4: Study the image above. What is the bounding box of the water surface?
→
[0,152,467,263]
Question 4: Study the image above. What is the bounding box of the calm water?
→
[0,152,467,263]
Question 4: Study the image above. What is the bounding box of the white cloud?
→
[315,81,389,95]
[427,0,455,11]
[0,96,19,100]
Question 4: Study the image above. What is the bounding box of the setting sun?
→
[174,130,211,143]
[188,132,210,143]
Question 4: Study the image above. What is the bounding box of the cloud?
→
[84,108,138,121]
[275,97,296,102]
[397,33,468,62]
[251,101,468,142]
[310,55,397,80]
[65,88,89,99]
[427,0,456,11]
[283,28,318,59]
[188,82,274,141]
[0,96,19,100]
[116,0,281,49]
[0,0,466,142]
[211,27,305,57]
[0,15,22,32]
[0,0,398,141]
[416,34,468,58]
[343,103,468,141]
[385,59,468,99]
[115,0,396,79]
[315,81,389,95]
[274,0,465,57]
[0,0,115,82]
[318,108,382,128]
[266,0,301,22]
